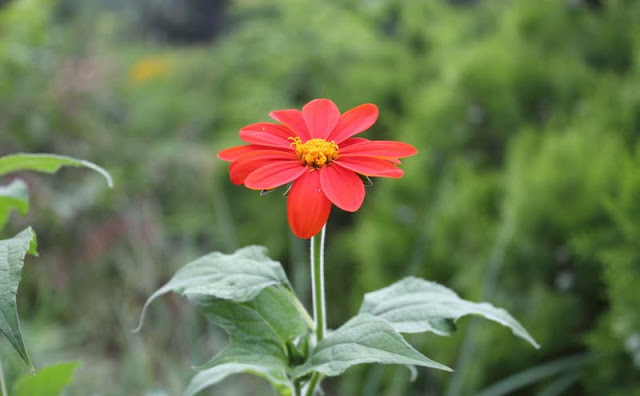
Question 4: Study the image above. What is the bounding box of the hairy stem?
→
[310,226,326,341]
[305,374,323,396]
[307,225,327,396]
[293,379,301,396]
[0,360,7,396]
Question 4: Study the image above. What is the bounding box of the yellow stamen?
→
[289,137,339,168]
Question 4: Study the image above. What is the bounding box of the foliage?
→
[0,150,111,396]
[0,153,111,372]
[138,246,535,395]
[358,277,538,347]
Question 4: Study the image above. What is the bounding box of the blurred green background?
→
[1,0,640,394]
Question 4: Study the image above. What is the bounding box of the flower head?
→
[218,99,417,239]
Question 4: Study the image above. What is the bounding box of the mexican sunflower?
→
[218,99,417,239]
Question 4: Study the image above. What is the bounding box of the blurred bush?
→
[1,0,639,394]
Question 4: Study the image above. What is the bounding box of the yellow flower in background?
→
[129,55,170,84]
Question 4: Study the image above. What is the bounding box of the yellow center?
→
[289,137,339,168]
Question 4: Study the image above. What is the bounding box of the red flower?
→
[218,99,417,239]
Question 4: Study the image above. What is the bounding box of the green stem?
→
[293,380,301,396]
[306,226,327,396]
[305,374,322,396]
[310,226,326,341]
[0,360,7,396]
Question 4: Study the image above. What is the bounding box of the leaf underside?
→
[0,153,113,187]
[183,362,291,396]
[359,276,539,348]
[293,314,452,379]
[134,245,306,332]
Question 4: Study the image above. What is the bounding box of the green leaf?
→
[183,342,291,396]
[182,288,311,395]
[0,153,113,188]
[189,286,310,344]
[0,228,37,369]
[134,246,311,332]
[0,179,29,228]
[135,246,314,395]
[13,361,80,396]
[359,277,539,348]
[183,362,291,396]
[196,337,288,370]
[292,314,451,379]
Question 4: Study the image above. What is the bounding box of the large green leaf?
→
[0,228,38,369]
[182,288,311,395]
[12,361,79,396]
[359,277,539,348]
[0,153,113,187]
[134,246,310,332]
[0,179,29,228]
[136,246,313,395]
[292,314,451,379]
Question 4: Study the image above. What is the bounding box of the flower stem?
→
[304,374,322,396]
[0,360,7,396]
[293,380,301,396]
[310,226,326,341]
[306,225,327,396]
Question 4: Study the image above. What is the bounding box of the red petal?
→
[339,140,418,158]
[218,145,287,161]
[327,103,379,144]
[319,165,365,212]
[239,123,297,148]
[218,145,256,162]
[339,137,370,148]
[229,150,297,185]
[287,170,332,239]
[334,156,404,178]
[244,162,306,190]
[269,109,312,141]
[302,99,341,139]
